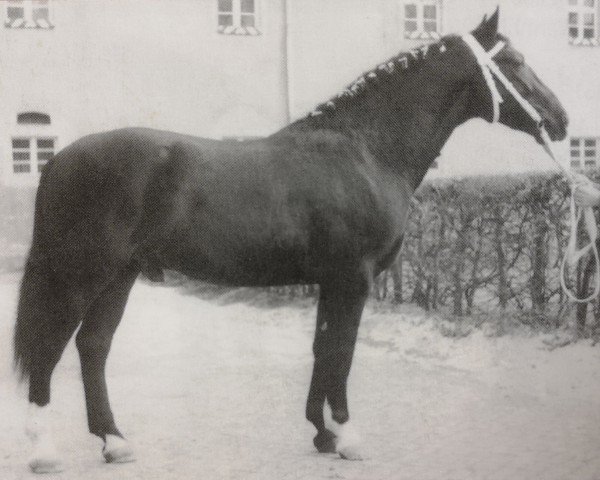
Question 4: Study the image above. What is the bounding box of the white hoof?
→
[29,455,64,474]
[28,433,64,473]
[26,403,64,473]
[103,434,135,464]
[330,421,363,461]
[337,444,363,461]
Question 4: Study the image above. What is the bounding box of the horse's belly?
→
[158,241,317,286]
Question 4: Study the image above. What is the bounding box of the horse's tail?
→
[13,257,49,382]
[13,156,62,382]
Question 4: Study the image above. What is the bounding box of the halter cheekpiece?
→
[461,34,542,126]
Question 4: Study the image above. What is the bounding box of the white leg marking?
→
[26,403,63,474]
[330,420,363,461]
[103,434,135,464]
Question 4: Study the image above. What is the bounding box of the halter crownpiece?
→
[461,34,542,126]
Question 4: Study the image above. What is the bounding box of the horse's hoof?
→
[103,434,136,464]
[313,429,337,453]
[29,455,64,474]
[332,421,363,460]
[338,445,363,461]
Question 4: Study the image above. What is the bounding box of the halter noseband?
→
[461,34,542,126]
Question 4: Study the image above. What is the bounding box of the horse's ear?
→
[472,7,500,48]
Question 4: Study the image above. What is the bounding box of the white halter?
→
[462,34,542,125]
[462,33,600,303]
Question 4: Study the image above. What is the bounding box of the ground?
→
[1,271,600,480]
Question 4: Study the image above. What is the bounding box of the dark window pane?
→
[37,151,54,161]
[585,0,594,7]
[424,5,436,19]
[571,138,581,147]
[241,0,254,13]
[405,20,417,32]
[12,138,30,149]
[219,0,233,12]
[570,26,579,38]
[584,27,595,38]
[584,13,594,25]
[405,4,417,18]
[218,0,232,12]
[241,14,254,27]
[424,21,437,32]
[571,160,581,167]
[585,149,596,157]
[585,159,596,166]
[13,163,31,173]
[32,7,49,22]
[218,14,233,26]
[585,139,596,147]
[571,149,581,157]
[569,12,578,24]
[13,151,31,161]
[37,138,54,148]
[7,7,24,21]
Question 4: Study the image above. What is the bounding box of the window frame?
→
[217,0,260,36]
[11,135,56,175]
[568,0,598,46]
[570,136,599,168]
[5,0,53,29]
[403,0,441,40]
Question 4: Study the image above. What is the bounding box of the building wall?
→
[1,0,597,184]
[1,0,289,186]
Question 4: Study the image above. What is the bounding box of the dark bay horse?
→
[14,11,567,473]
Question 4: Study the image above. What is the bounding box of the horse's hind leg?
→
[75,263,139,464]
[306,274,368,460]
[15,261,87,473]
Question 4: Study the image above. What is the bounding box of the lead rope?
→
[539,129,600,303]
[462,34,600,303]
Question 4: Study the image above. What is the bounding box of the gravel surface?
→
[1,272,600,480]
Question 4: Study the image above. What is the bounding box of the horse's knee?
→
[75,330,109,358]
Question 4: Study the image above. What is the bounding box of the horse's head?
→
[466,9,568,142]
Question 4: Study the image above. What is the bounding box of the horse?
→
[13,9,567,473]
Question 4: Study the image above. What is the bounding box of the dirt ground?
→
[1,271,600,480]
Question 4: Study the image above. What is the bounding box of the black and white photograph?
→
[1,0,600,478]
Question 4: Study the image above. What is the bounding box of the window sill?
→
[217,25,261,36]
[404,30,441,41]
[569,37,598,46]
[5,22,54,30]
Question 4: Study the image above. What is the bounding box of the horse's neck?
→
[289,67,474,190]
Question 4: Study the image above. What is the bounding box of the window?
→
[5,0,52,29]
[217,0,259,35]
[569,0,598,45]
[12,137,54,174]
[570,137,599,168]
[404,1,441,40]
[12,112,55,175]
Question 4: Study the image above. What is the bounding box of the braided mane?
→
[308,39,450,117]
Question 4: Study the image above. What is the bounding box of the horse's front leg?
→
[306,274,368,460]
